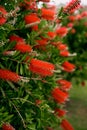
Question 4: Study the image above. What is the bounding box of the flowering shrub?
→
[0,0,81,129]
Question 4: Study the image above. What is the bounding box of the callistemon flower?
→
[68,15,76,22]
[56,27,68,37]
[54,108,66,117]
[0,6,8,25]
[29,58,55,76]
[9,35,25,43]
[45,3,57,11]
[61,119,74,130]
[14,43,32,53]
[57,43,68,51]
[60,50,70,57]
[57,79,72,91]
[47,31,56,39]
[24,13,40,24]
[67,23,74,28]
[41,8,56,20]
[36,39,47,45]
[81,11,87,17]
[63,0,81,14]
[62,61,76,72]
[51,87,68,104]
[0,69,20,83]
[2,123,15,130]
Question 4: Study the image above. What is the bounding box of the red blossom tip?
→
[29,58,55,77]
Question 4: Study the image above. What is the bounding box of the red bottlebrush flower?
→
[14,43,32,53]
[63,0,81,14]
[54,108,66,117]
[47,31,56,39]
[60,50,70,57]
[81,11,87,17]
[9,35,25,43]
[61,119,74,130]
[36,39,47,45]
[56,27,68,37]
[0,69,20,83]
[62,61,76,72]
[57,79,72,91]
[29,58,55,76]
[31,25,39,31]
[67,23,73,28]
[68,15,76,22]
[0,6,8,25]
[51,87,68,104]
[57,43,68,51]
[2,123,15,130]
[24,13,40,24]
[41,8,55,20]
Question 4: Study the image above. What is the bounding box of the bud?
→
[60,50,70,57]
[61,119,74,130]
[51,87,69,104]
[29,58,55,76]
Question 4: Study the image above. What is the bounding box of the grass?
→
[66,81,87,130]
[58,80,87,130]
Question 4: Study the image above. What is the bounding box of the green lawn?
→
[66,81,87,130]
[58,80,87,130]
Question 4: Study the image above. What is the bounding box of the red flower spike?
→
[29,58,55,77]
[57,79,72,91]
[62,61,76,72]
[67,23,74,28]
[60,50,70,57]
[0,6,7,25]
[68,15,76,22]
[2,123,15,130]
[14,43,32,53]
[56,27,68,37]
[47,31,56,39]
[57,44,68,51]
[61,119,74,130]
[51,87,68,104]
[36,39,47,46]
[0,69,20,83]
[41,8,55,20]
[63,0,81,14]
[9,35,25,43]
[24,13,40,24]
[54,108,66,117]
